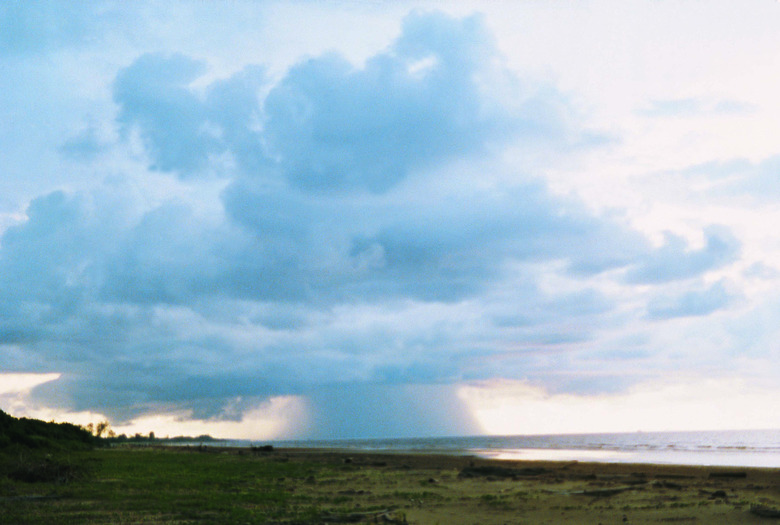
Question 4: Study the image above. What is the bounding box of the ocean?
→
[253,429,780,468]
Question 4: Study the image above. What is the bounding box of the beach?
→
[269,448,780,524]
[269,429,780,468]
[0,446,780,525]
[3,445,778,523]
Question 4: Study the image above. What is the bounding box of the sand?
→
[265,447,780,524]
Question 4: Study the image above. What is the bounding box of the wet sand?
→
[266,447,780,524]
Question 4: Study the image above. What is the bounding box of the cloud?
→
[646,280,735,320]
[114,52,268,177]
[114,12,573,191]
[639,98,701,117]
[683,155,780,201]
[638,97,755,118]
[222,178,651,304]
[101,201,238,305]
[60,125,110,160]
[0,1,93,54]
[625,227,739,284]
[0,9,752,438]
[114,53,221,174]
[0,191,103,338]
[260,11,558,194]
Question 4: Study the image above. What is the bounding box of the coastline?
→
[270,445,780,474]
[471,447,780,468]
[264,429,780,469]
[5,444,778,524]
[249,447,780,524]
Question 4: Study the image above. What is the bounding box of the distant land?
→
[0,409,221,449]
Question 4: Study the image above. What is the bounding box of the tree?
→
[95,420,110,438]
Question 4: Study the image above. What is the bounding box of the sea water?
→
[260,429,780,468]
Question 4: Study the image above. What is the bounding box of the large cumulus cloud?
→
[114,53,266,176]
[259,11,542,194]
[1,11,742,437]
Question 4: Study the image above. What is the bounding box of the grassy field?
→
[0,447,384,524]
[1,446,778,524]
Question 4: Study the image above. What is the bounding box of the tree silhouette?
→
[95,420,110,438]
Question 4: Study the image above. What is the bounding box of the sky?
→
[1,0,779,440]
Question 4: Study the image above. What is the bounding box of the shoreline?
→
[6,445,779,523]
[165,428,780,468]
[161,439,780,468]
[222,446,780,523]
[266,445,780,474]
[471,447,780,468]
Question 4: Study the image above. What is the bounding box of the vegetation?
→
[0,409,402,523]
[103,432,224,446]
[0,409,98,490]
[2,410,775,524]
[0,447,349,524]
[0,409,97,452]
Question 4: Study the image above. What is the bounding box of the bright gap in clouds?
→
[0,372,309,440]
[107,396,310,440]
[0,373,61,395]
[459,379,780,436]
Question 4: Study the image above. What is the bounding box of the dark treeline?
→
[0,409,220,451]
[0,409,223,486]
[0,409,96,451]
[0,409,99,484]
[104,433,222,445]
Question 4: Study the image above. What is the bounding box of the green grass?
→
[479,493,513,509]
[0,448,349,524]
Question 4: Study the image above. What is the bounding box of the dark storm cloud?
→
[0,10,744,436]
[307,384,481,439]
